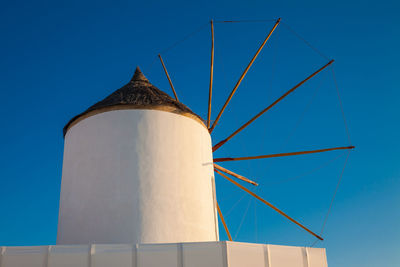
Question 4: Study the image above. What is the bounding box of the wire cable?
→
[331,67,353,144]
[259,76,324,176]
[279,76,325,151]
[320,150,351,234]
[234,197,252,240]
[225,193,247,217]
[159,22,209,55]
[281,22,330,61]
[214,19,277,24]
[310,150,351,247]
[266,151,347,186]
[254,198,258,242]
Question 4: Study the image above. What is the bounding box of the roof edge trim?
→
[63,104,207,137]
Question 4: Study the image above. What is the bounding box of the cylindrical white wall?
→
[57,109,218,244]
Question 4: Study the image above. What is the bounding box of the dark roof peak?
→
[131,66,149,83]
[63,67,202,136]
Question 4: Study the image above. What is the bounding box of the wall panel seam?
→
[0,247,4,267]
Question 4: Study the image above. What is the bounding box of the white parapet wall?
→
[0,241,327,267]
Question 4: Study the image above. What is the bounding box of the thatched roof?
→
[63,67,202,136]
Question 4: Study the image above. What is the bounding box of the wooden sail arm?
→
[216,201,232,241]
[213,59,334,152]
[158,54,179,101]
[214,169,323,240]
[209,18,281,133]
[207,20,214,128]
[214,146,354,162]
[214,163,258,186]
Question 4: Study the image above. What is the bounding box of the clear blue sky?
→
[0,0,399,266]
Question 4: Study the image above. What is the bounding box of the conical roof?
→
[63,67,202,136]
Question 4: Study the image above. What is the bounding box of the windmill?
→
[0,17,348,267]
[55,17,354,247]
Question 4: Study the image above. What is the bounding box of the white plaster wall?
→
[57,109,218,245]
[0,242,328,267]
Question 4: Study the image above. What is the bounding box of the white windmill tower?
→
[58,67,219,245]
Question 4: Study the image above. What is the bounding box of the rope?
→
[311,150,351,247]
[310,238,320,247]
[225,193,247,216]
[279,75,324,151]
[214,19,277,24]
[254,198,258,242]
[320,150,350,234]
[281,22,330,61]
[144,55,159,72]
[331,67,353,144]
[234,197,252,240]
[267,151,347,186]
[239,133,255,183]
[159,22,209,55]
[258,76,324,176]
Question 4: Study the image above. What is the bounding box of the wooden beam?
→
[213,59,334,152]
[214,163,258,186]
[209,18,281,133]
[216,201,232,241]
[214,146,355,162]
[158,54,179,101]
[215,169,324,240]
[207,20,214,128]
